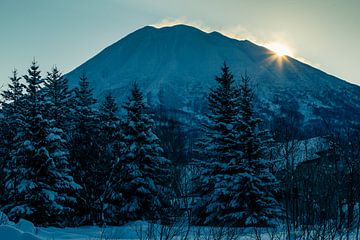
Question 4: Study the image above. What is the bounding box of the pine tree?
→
[98,94,122,162]
[119,82,173,223]
[0,70,25,206]
[43,66,81,225]
[3,61,80,226]
[192,63,242,226]
[44,67,73,131]
[229,75,282,226]
[97,94,125,225]
[69,73,101,224]
[193,65,282,227]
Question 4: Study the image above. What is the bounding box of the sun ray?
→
[267,42,293,57]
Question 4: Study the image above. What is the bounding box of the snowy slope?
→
[65,24,360,133]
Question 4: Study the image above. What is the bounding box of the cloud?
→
[151,17,314,65]
[152,18,257,41]
[151,17,212,32]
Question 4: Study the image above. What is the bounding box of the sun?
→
[267,42,293,57]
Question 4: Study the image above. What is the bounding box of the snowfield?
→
[1,219,359,240]
[0,212,357,240]
[0,218,260,240]
[0,218,142,240]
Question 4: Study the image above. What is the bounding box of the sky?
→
[0,0,359,87]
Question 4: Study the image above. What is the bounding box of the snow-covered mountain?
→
[66,24,360,134]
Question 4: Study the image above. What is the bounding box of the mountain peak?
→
[152,24,206,32]
[65,25,360,135]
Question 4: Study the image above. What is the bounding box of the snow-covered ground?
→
[0,219,260,240]
[0,216,358,240]
[0,218,141,240]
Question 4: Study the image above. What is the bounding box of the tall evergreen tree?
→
[0,70,25,206]
[192,63,242,226]
[229,75,282,226]
[97,94,125,225]
[193,64,282,227]
[119,82,173,223]
[69,73,101,224]
[3,61,79,226]
[43,66,81,225]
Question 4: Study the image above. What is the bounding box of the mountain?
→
[66,24,360,136]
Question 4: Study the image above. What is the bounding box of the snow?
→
[0,220,150,240]
[65,24,360,132]
[1,218,359,240]
[16,219,36,234]
[0,223,40,240]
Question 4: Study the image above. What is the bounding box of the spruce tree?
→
[69,73,101,224]
[44,67,73,131]
[0,70,25,206]
[228,75,282,226]
[119,82,173,223]
[97,94,125,225]
[193,65,282,227]
[3,61,79,226]
[43,66,81,225]
[192,63,242,226]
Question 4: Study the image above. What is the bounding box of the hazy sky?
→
[1,0,359,86]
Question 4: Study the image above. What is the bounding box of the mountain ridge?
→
[65,24,360,135]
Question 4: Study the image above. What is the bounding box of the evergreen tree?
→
[98,94,122,163]
[228,75,282,226]
[0,70,25,206]
[119,82,173,223]
[193,65,282,227]
[44,67,73,131]
[43,66,81,225]
[97,94,125,225]
[69,73,101,224]
[3,61,79,226]
[1,69,24,103]
[192,63,242,226]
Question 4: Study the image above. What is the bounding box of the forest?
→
[1,61,360,239]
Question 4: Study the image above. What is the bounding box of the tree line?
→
[0,61,282,227]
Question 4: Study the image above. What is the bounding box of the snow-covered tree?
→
[43,66,81,225]
[97,94,125,225]
[192,63,243,226]
[2,61,80,226]
[69,73,101,224]
[0,70,25,205]
[98,94,123,165]
[43,67,73,131]
[119,82,173,223]
[228,74,282,226]
[193,64,282,227]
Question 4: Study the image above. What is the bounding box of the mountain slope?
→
[66,24,360,135]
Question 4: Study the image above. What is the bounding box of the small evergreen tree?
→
[119,82,173,223]
[44,67,73,131]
